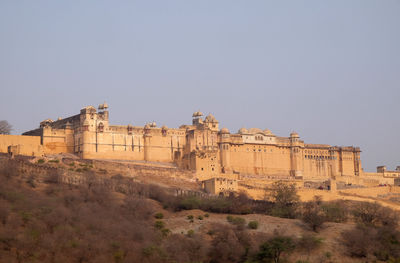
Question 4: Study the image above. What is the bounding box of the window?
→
[98,123,104,132]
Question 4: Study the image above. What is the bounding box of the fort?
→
[0,103,399,195]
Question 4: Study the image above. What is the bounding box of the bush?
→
[48,159,59,163]
[37,159,45,164]
[154,212,164,219]
[161,228,171,237]
[321,201,348,223]
[179,196,201,210]
[248,220,259,229]
[154,220,165,229]
[227,216,246,229]
[208,224,250,263]
[269,181,300,219]
[187,215,194,220]
[204,213,209,218]
[342,224,375,258]
[297,234,323,252]
[352,201,399,227]
[187,229,194,237]
[342,223,400,260]
[197,215,203,220]
[302,199,327,232]
[256,235,296,263]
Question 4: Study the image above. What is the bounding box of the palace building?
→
[18,103,362,181]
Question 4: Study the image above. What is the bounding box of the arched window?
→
[98,122,104,132]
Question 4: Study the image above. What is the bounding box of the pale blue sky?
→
[0,1,399,171]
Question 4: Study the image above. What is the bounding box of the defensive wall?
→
[16,104,364,180]
[0,103,398,193]
[0,134,43,156]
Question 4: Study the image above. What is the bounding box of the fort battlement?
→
[0,103,398,194]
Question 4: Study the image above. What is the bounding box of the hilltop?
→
[0,156,399,263]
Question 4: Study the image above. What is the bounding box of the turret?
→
[290,131,302,177]
[204,114,219,131]
[219,128,231,173]
[192,111,204,126]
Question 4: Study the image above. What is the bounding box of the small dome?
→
[192,111,203,118]
[220,127,230,134]
[263,129,272,135]
[205,114,216,122]
[144,123,151,129]
[238,127,248,134]
[161,125,168,130]
[290,131,299,138]
[249,128,263,134]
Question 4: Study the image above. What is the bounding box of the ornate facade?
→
[21,104,362,181]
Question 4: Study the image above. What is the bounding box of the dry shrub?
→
[342,224,400,260]
[0,169,160,263]
[352,201,399,228]
[269,181,300,219]
[0,160,19,178]
[302,198,327,232]
[208,223,251,263]
[342,225,377,258]
[321,200,348,223]
[163,233,208,263]
[256,234,296,263]
[296,233,324,253]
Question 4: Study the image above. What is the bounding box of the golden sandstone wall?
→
[4,104,395,186]
[0,134,43,156]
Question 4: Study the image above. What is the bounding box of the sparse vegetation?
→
[1,158,399,263]
[248,220,259,229]
[256,235,296,263]
[341,201,400,261]
[154,212,164,219]
[0,120,12,134]
[302,196,327,232]
[186,229,195,237]
[321,200,348,223]
[296,234,324,255]
[154,220,165,229]
[269,181,300,219]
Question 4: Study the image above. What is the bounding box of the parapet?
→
[377,166,387,173]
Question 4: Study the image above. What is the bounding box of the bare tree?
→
[0,120,12,134]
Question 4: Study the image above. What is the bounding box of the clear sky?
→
[0,1,399,171]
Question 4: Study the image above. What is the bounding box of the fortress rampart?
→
[0,103,397,186]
